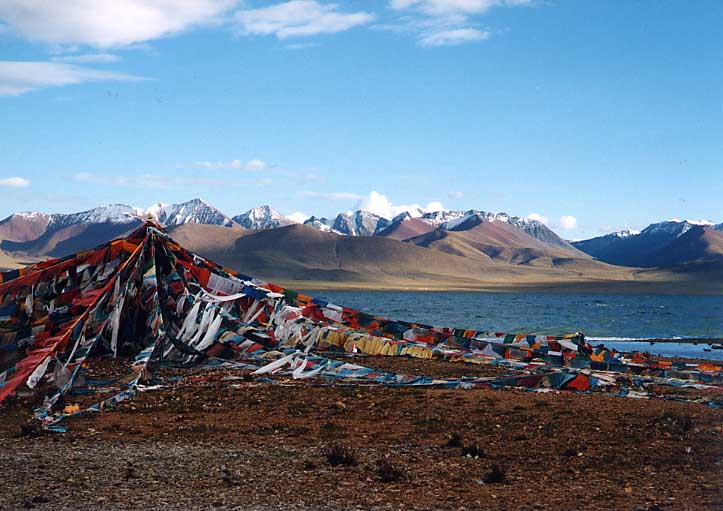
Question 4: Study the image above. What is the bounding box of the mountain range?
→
[571,220,723,267]
[0,199,720,293]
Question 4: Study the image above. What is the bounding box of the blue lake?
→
[303,291,723,360]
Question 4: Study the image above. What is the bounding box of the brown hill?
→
[166,224,248,254]
[376,217,436,240]
[644,226,723,267]
[172,223,645,290]
[407,216,590,267]
[0,221,142,258]
[0,213,51,243]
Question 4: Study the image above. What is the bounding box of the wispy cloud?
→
[298,190,363,201]
[194,158,321,185]
[73,172,272,189]
[51,53,121,64]
[390,0,534,16]
[420,28,488,46]
[0,61,144,96]
[195,159,270,171]
[0,176,30,188]
[235,1,374,39]
[0,0,238,48]
[448,191,465,199]
[285,42,319,50]
[387,0,534,47]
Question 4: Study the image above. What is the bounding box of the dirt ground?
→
[1,356,722,511]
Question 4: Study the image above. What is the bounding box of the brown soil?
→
[1,357,722,511]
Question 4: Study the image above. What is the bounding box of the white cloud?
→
[419,27,488,46]
[357,190,445,219]
[390,0,534,16]
[51,53,121,64]
[0,61,143,96]
[0,0,237,48]
[559,215,578,230]
[0,177,30,188]
[243,159,269,171]
[235,1,374,39]
[526,212,548,225]
[287,211,310,223]
[448,191,464,199]
[387,0,534,47]
[196,159,269,171]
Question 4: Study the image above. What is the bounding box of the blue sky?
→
[0,0,721,239]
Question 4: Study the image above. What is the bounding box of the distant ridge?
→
[573,220,723,267]
[0,201,721,292]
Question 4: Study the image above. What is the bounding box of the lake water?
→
[304,291,723,361]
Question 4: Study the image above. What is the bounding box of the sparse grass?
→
[324,444,358,467]
[461,442,485,459]
[124,463,137,480]
[562,447,578,457]
[377,458,404,483]
[443,432,464,448]
[657,410,693,436]
[482,463,506,484]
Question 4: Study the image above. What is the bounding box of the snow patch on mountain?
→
[641,220,707,239]
[332,210,390,236]
[232,205,293,230]
[670,218,714,226]
[614,229,639,238]
[303,216,334,232]
[13,212,50,221]
[150,199,233,227]
[49,204,144,229]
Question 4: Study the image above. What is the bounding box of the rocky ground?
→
[1,356,722,511]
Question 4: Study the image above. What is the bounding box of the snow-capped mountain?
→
[614,229,639,238]
[0,212,52,243]
[3,200,720,269]
[303,216,334,232]
[49,204,145,229]
[418,210,467,227]
[332,210,390,236]
[572,219,722,267]
[376,208,572,248]
[232,206,293,230]
[148,199,234,227]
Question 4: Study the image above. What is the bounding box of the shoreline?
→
[589,337,723,344]
[282,280,723,296]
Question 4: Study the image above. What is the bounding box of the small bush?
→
[658,410,693,436]
[219,465,238,487]
[18,423,44,438]
[124,463,137,480]
[324,444,358,467]
[482,463,506,484]
[461,442,486,459]
[377,459,404,483]
[562,447,578,457]
[444,432,464,448]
